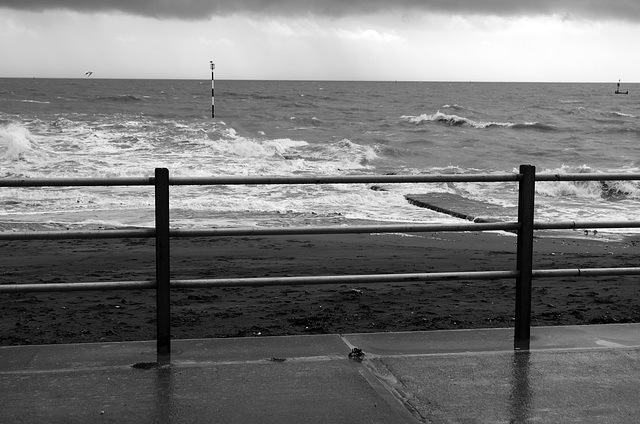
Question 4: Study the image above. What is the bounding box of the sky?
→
[1,0,639,82]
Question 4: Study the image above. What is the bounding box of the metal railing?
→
[2,165,640,354]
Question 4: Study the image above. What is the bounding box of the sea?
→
[1,78,640,239]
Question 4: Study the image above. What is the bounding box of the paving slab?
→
[371,348,640,423]
[1,357,417,424]
[0,335,417,424]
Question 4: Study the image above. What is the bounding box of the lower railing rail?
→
[3,266,640,294]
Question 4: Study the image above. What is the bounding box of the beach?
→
[2,231,639,346]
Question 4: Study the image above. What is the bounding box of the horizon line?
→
[0,77,636,84]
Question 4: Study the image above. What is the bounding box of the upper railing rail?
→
[3,171,639,188]
[0,177,154,187]
[2,166,640,354]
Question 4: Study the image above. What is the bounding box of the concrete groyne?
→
[405,192,516,223]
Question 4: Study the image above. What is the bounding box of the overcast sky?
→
[1,0,639,81]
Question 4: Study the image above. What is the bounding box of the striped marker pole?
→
[210,61,215,118]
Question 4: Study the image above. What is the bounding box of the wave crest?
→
[0,122,36,160]
[401,112,511,129]
[536,165,640,200]
[95,94,143,102]
[212,134,309,158]
[402,111,557,132]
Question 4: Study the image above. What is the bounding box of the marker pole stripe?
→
[210,62,215,118]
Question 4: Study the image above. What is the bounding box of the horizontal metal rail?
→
[536,173,640,182]
[168,174,521,185]
[0,271,515,294]
[0,177,153,187]
[0,229,155,241]
[172,266,640,288]
[0,280,155,293]
[171,271,520,289]
[1,172,640,189]
[3,266,639,294]
[170,222,520,238]
[533,267,640,278]
[534,220,640,230]
[4,219,640,241]
[171,172,640,185]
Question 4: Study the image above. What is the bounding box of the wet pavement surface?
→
[2,324,640,423]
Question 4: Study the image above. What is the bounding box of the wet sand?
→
[1,231,640,345]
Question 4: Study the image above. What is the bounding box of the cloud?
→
[334,27,403,42]
[250,18,403,43]
[1,0,640,23]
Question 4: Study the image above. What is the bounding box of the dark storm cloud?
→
[1,0,639,22]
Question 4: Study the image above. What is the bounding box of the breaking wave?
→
[536,165,640,200]
[0,122,37,160]
[402,112,556,131]
[94,94,143,102]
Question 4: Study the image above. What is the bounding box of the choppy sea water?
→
[1,79,640,238]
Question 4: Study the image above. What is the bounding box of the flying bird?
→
[85,71,93,77]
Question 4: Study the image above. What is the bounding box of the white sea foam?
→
[19,99,50,104]
[402,112,513,129]
[535,165,640,201]
[608,111,637,118]
[3,79,640,234]
[212,136,309,158]
[0,122,36,160]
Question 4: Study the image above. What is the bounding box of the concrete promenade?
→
[2,323,640,423]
